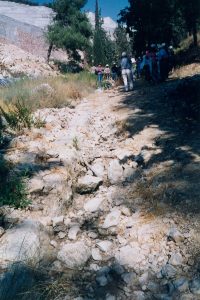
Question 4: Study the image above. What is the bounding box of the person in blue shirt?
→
[120,52,134,92]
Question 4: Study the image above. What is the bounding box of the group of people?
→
[91,63,120,88]
[91,43,175,92]
[136,43,175,83]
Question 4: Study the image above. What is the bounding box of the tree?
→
[179,0,200,46]
[119,0,187,55]
[93,0,117,65]
[114,24,132,57]
[46,0,92,62]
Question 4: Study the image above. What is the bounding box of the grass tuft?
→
[0,158,30,209]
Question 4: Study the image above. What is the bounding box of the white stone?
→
[96,275,108,286]
[122,272,136,285]
[97,241,113,252]
[84,197,104,213]
[0,220,50,266]
[169,253,183,266]
[168,228,185,243]
[174,278,189,292]
[161,264,177,278]
[57,242,91,269]
[76,175,103,194]
[58,232,66,239]
[68,225,80,240]
[28,177,44,193]
[102,209,121,228]
[116,245,145,267]
[107,159,123,184]
[52,216,64,227]
[92,248,102,261]
[133,291,146,300]
[139,272,149,286]
[91,160,105,178]
[50,240,58,248]
[121,206,131,216]
[115,149,133,161]
[189,278,200,295]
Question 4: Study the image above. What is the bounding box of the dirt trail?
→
[1,76,200,299]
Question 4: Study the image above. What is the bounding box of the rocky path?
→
[0,82,200,300]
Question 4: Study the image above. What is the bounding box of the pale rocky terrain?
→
[0,72,200,299]
[0,41,58,78]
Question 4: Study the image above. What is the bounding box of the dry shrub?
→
[0,72,96,112]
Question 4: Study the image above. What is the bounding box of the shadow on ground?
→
[116,75,200,214]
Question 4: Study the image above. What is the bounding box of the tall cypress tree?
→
[93,0,106,65]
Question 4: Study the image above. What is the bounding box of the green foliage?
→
[47,0,92,60]
[118,0,199,54]
[114,25,132,57]
[0,159,30,209]
[93,0,117,65]
[0,99,34,131]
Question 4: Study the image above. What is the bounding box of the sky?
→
[36,0,129,20]
[84,0,129,20]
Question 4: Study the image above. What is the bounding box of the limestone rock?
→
[97,241,113,253]
[91,159,105,178]
[84,196,104,213]
[107,159,123,184]
[57,242,91,269]
[161,264,177,279]
[28,177,44,194]
[116,245,145,267]
[169,253,183,266]
[52,216,64,227]
[92,248,102,261]
[76,175,103,194]
[174,278,189,292]
[0,220,50,266]
[68,225,80,241]
[168,228,185,243]
[102,209,121,229]
[96,275,108,286]
[189,278,200,295]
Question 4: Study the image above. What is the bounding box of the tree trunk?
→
[193,23,198,47]
[47,43,53,63]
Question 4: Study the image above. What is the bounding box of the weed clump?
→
[0,158,30,208]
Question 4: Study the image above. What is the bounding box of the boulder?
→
[76,175,103,194]
[0,220,50,267]
[91,159,105,178]
[102,209,121,229]
[57,242,91,269]
[189,278,200,295]
[97,240,113,253]
[169,253,183,266]
[116,245,145,268]
[107,159,123,184]
[28,177,44,194]
[168,228,185,243]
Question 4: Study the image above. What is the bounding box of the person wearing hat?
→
[168,45,175,73]
[120,52,134,92]
[104,64,111,80]
[157,44,169,81]
[111,62,119,81]
[96,64,104,89]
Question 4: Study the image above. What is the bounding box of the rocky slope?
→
[0,41,58,78]
[0,74,200,299]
